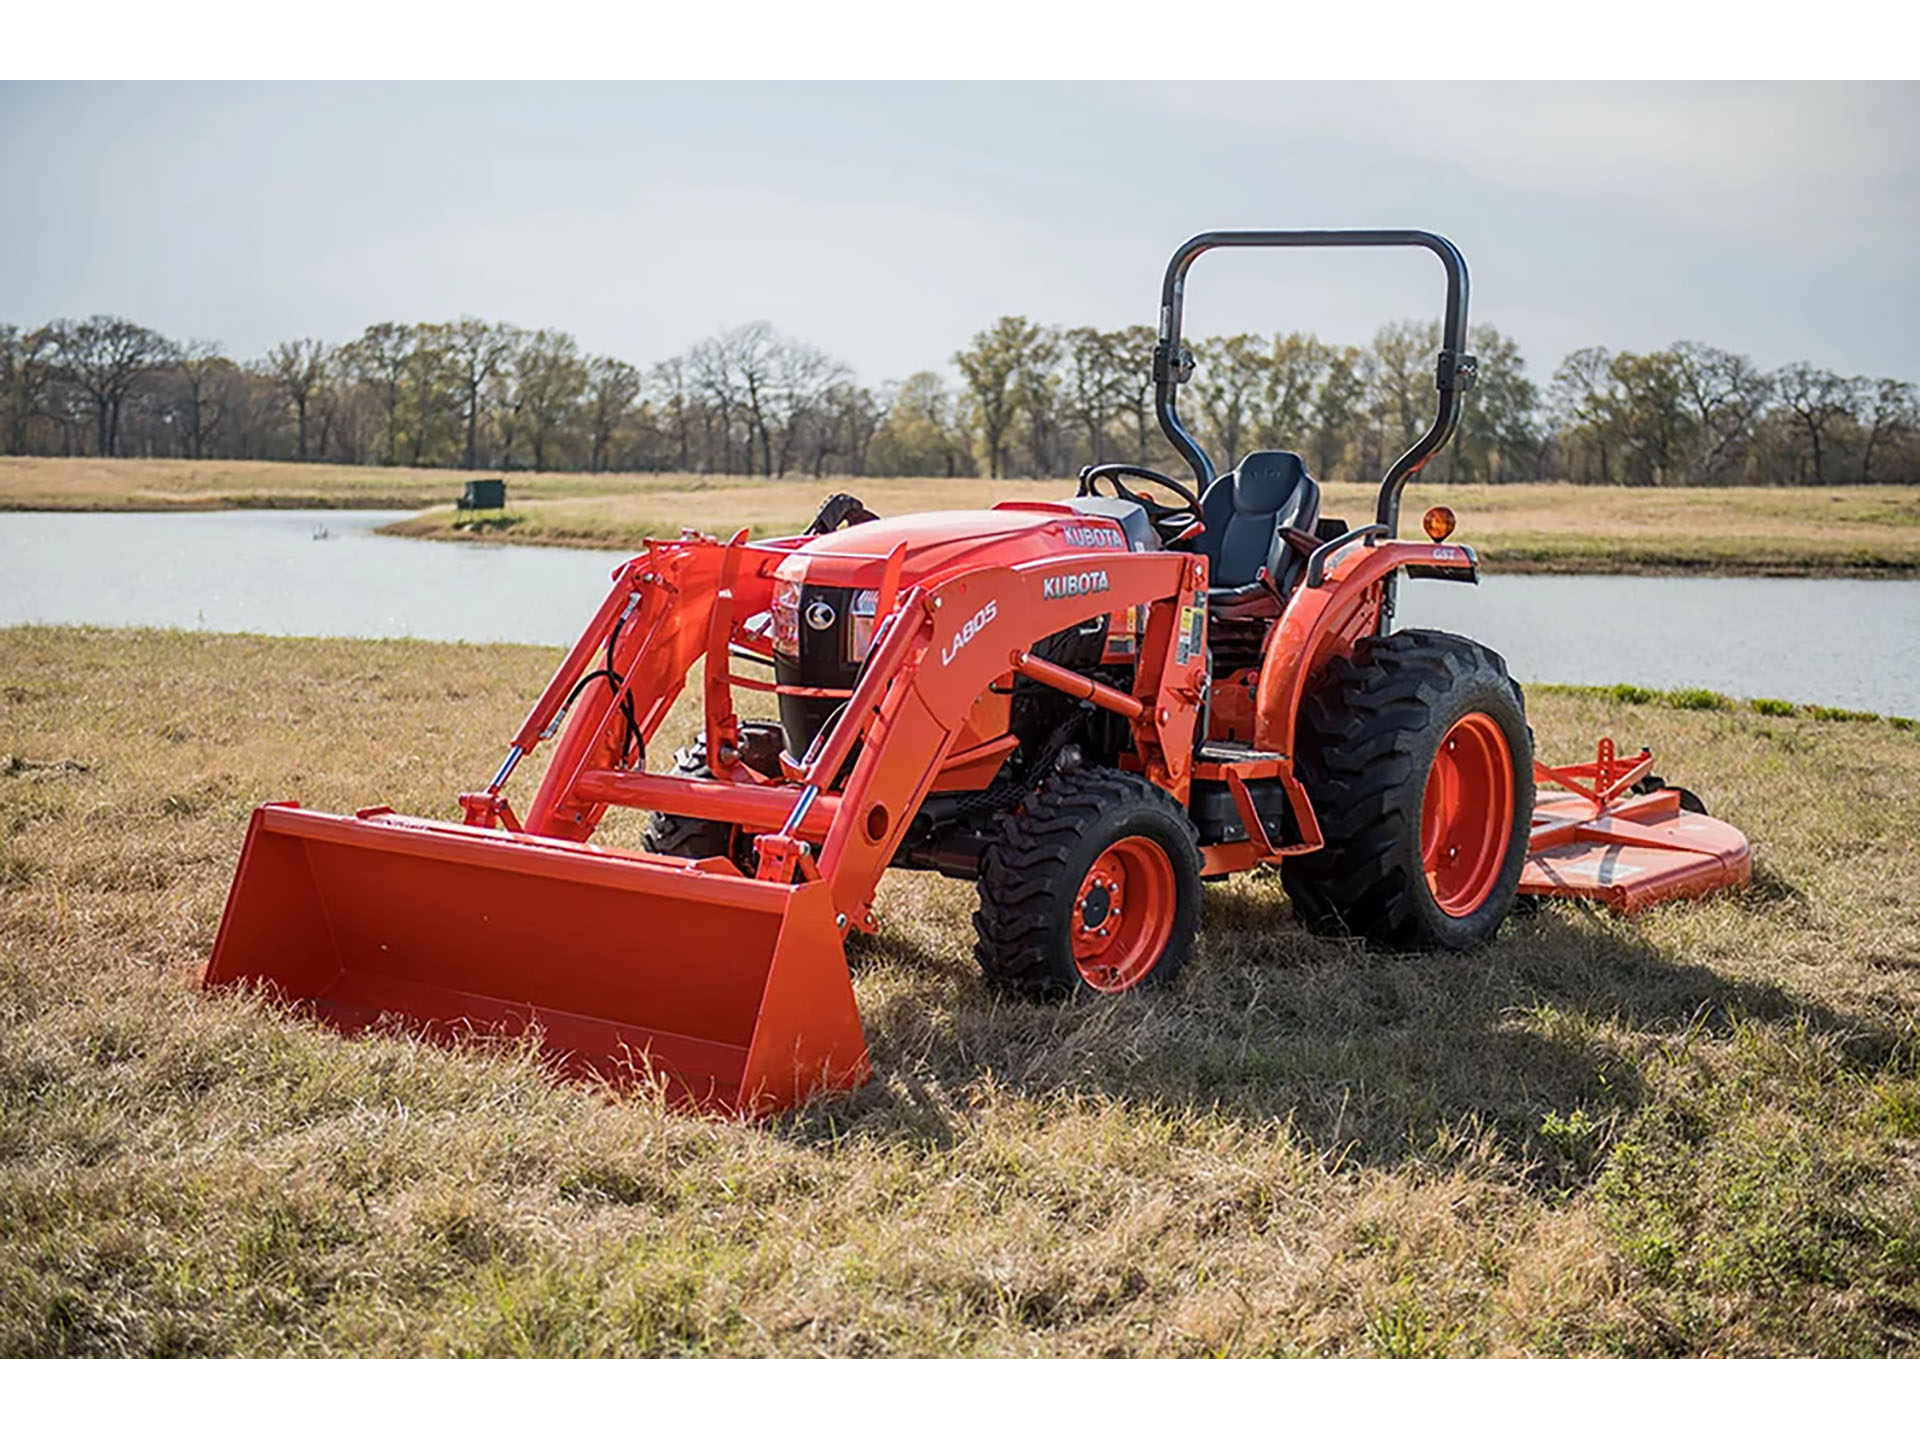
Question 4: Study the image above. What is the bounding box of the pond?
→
[3,509,1917,717]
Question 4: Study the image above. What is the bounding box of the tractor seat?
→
[1190,451,1322,616]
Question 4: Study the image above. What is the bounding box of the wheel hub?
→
[1071,837,1175,992]
[1420,712,1516,918]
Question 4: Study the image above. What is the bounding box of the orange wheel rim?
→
[1071,836,1176,992]
[1421,712,1515,918]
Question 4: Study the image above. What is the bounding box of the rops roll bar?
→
[1152,230,1475,540]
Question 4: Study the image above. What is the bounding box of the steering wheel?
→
[1076,464,1203,544]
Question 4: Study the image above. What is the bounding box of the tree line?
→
[3,311,1915,486]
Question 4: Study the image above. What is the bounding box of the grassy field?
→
[3,625,1919,1356]
[6,456,1920,576]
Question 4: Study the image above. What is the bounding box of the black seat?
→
[1191,451,1321,611]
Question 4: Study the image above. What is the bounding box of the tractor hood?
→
[772,502,1141,594]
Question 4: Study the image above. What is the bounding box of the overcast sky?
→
[2,81,1915,385]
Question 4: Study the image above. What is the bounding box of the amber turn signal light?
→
[1422,505,1457,541]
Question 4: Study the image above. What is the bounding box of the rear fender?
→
[1253,539,1477,757]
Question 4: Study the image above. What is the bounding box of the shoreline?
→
[371,513,1920,580]
[5,481,1920,581]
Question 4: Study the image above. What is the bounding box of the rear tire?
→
[974,769,1202,1000]
[1281,629,1532,950]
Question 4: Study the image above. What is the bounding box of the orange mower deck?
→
[1522,741,1752,911]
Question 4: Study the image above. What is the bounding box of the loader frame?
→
[453,523,1478,937]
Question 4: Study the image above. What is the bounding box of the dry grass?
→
[6,456,1919,575]
[3,625,1919,1356]
[0,457,656,512]
[384,478,1920,578]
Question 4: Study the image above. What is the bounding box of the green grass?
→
[3,626,1920,1355]
[1556,683,1916,730]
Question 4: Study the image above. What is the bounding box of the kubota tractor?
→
[206,230,1751,1114]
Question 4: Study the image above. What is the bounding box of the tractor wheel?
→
[1281,629,1533,950]
[974,768,1202,1000]
[641,739,757,873]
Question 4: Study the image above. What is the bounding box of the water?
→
[1401,573,1920,718]
[0,509,629,647]
[2,510,1917,717]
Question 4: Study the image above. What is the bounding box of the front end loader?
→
[206,230,1751,1114]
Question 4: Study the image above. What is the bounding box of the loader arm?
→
[799,548,1210,928]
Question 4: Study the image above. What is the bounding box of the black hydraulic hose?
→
[554,603,644,768]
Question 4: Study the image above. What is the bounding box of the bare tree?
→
[1365,320,1432,448]
[1448,324,1540,484]
[1670,341,1770,485]
[447,318,518,469]
[722,322,783,477]
[1256,333,1325,456]
[688,332,747,474]
[53,315,175,456]
[1192,333,1265,469]
[1860,378,1920,484]
[1108,324,1160,461]
[1,325,57,454]
[1773,361,1860,485]
[650,356,695,472]
[1062,326,1124,465]
[771,339,844,477]
[342,323,413,465]
[266,338,329,460]
[512,329,586,472]
[173,339,233,460]
[401,325,462,466]
[584,355,642,472]
[1312,347,1364,483]
[1551,347,1619,485]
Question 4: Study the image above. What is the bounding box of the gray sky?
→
[2,81,1916,384]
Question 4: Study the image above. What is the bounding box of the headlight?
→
[846,588,880,664]
[772,578,800,655]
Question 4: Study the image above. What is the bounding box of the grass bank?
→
[6,457,1919,576]
[4,625,1918,1356]
[384,477,1920,578]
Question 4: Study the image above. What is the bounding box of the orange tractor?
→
[206,230,1750,1114]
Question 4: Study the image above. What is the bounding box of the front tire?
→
[641,738,756,872]
[1281,629,1532,950]
[974,769,1203,1000]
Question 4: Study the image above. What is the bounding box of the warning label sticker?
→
[1174,596,1206,666]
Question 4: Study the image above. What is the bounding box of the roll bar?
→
[1152,230,1475,539]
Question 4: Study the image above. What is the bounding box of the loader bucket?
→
[203,804,870,1115]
